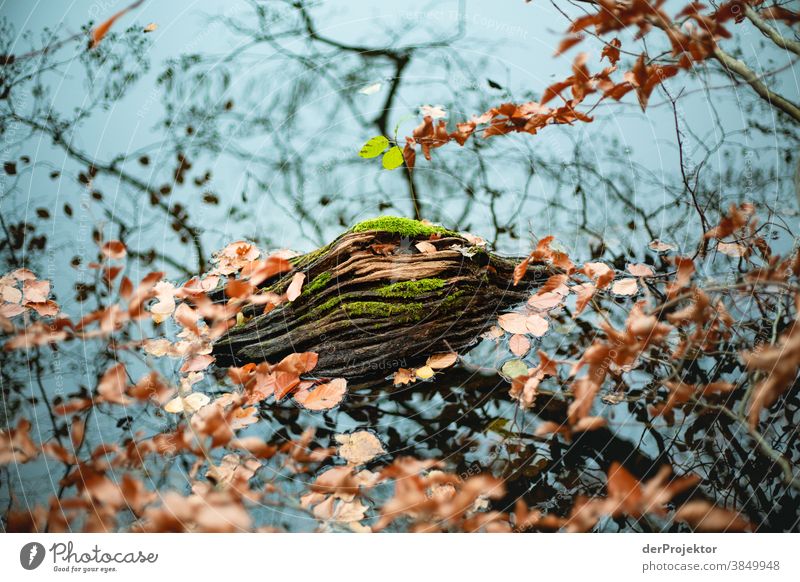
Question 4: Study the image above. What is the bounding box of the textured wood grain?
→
[213,225,552,381]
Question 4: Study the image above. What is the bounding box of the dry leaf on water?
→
[525,314,549,336]
[294,378,347,411]
[164,392,210,414]
[717,242,747,257]
[393,368,415,385]
[101,240,127,259]
[648,239,676,253]
[611,278,638,296]
[509,334,530,357]
[426,352,458,369]
[498,312,528,334]
[335,431,385,465]
[626,263,654,277]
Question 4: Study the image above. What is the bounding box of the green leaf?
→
[381,146,404,170]
[501,359,529,379]
[359,135,389,159]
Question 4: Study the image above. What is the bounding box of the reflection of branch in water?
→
[11,114,206,273]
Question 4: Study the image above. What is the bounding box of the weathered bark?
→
[212,217,553,382]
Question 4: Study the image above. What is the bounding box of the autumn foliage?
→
[1,0,799,534]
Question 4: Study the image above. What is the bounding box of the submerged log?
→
[212,217,553,382]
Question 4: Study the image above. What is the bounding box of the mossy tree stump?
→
[213,217,553,382]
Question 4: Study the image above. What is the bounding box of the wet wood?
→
[212,225,553,382]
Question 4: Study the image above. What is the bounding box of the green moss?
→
[303,295,343,320]
[303,271,332,296]
[377,278,447,298]
[344,300,425,322]
[290,244,331,269]
[350,216,457,238]
[441,290,468,308]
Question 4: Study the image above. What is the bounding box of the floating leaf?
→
[648,239,676,253]
[393,368,415,385]
[717,242,747,257]
[427,352,458,369]
[627,263,654,277]
[294,378,347,411]
[509,334,531,357]
[164,392,210,414]
[501,359,529,379]
[415,365,435,380]
[498,312,528,334]
[335,431,385,465]
[101,240,127,259]
[528,291,564,311]
[525,314,549,337]
[382,146,404,170]
[611,278,638,296]
[359,136,389,159]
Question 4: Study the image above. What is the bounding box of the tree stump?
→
[212,217,552,382]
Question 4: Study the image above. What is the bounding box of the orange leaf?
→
[90,0,145,49]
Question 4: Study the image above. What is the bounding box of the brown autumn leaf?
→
[648,239,676,253]
[572,282,596,316]
[742,318,800,427]
[90,0,145,49]
[607,462,643,515]
[513,257,530,286]
[717,242,747,257]
[273,351,319,375]
[611,278,638,296]
[509,334,531,357]
[627,263,654,277]
[293,378,347,411]
[335,431,385,465]
[101,240,127,259]
[286,272,305,301]
[97,363,131,404]
[674,501,751,532]
[415,241,437,254]
[0,419,39,464]
[498,312,528,334]
[573,416,606,432]
[272,371,301,401]
[601,37,621,64]
[528,291,565,311]
[426,352,458,369]
[581,261,614,289]
[180,354,214,373]
[704,203,751,240]
[163,392,210,414]
[525,314,549,337]
[143,22,158,33]
[393,368,415,386]
[22,279,49,304]
[555,33,584,56]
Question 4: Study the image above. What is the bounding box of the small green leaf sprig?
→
[358,115,415,170]
[358,135,404,170]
